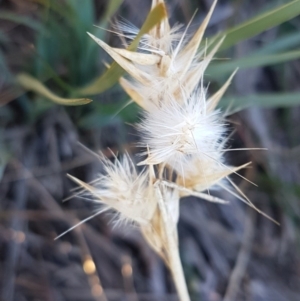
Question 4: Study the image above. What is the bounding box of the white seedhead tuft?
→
[68,153,157,227]
[138,89,226,169]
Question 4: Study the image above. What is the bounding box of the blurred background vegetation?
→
[1,0,300,300]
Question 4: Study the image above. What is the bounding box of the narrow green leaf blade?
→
[252,32,300,56]
[0,11,45,33]
[84,0,123,82]
[77,3,167,96]
[214,0,300,51]
[127,3,167,51]
[208,51,300,75]
[219,93,300,112]
[66,0,94,28]
[88,0,123,42]
[16,73,92,106]
[102,0,123,23]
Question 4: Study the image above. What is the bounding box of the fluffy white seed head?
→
[113,19,182,54]
[138,89,226,170]
[140,23,184,56]
[71,154,157,226]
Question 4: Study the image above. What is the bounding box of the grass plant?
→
[2,0,300,300]
[56,1,287,299]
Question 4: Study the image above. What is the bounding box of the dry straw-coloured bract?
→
[61,1,276,300]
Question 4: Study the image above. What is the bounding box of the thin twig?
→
[223,209,256,301]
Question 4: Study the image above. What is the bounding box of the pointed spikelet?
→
[87,0,219,110]
[68,153,157,226]
[207,69,238,112]
[176,156,251,194]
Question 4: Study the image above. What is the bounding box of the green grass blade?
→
[0,12,45,33]
[252,32,300,56]
[102,0,123,23]
[219,93,300,112]
[208,51,300,75]
[31,0,72,20]
[16,73,92,106]
[66,0,94,28]
[91,0,123,37]
[84,0,123,79]
[77,3,167,96]
[213,0,300,51]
